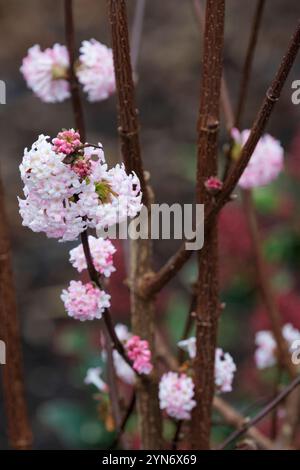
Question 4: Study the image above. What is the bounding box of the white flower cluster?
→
[159,372,196,421]
[255,323,300,369]
[18,132,142,242]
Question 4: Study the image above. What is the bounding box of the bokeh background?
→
[1,0,300,449]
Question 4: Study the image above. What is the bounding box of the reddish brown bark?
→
[0,182,32,449]
[191,0,225,450]
[108,0,161,449]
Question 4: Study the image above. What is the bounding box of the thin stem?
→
[131,0,147,76]
[218,374,300,450]
[110,392,136,449]
[235,0,266,127]
[171,420,183,450]
[64,0,86,140]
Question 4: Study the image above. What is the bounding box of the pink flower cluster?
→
[53,129,82,155]
[21,40,115,103]
[255,323,300,369]
[77,39,116,102]
[19,130,142,242]
[159,372,196,420]
[214,348,237,393]
[125,335,153,375]
[61,280,110,321]
[69,236,116,277]
[231,128,284,189]
[20,44,70,103]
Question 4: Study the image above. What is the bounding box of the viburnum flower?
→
[61,280,110,321]
[20,44,70,103]
[255,323,300,369]
[69,236,116,277]
[52,129,81,155]
[214,348,237,393]
[178,337,236,393]
[231,128,284,189]
[19,131,142,242]
[84,367,108,392]
[125,335,153,375]
[76,39,115,102]
[159,372,196,420]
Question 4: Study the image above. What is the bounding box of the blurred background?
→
[0,0,300,449]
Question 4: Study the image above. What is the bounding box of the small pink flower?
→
[61,280,110,321]
[71,158,92,178]
[69,236,116,277]
[125,335,153,375]
[204,176,223,193]
[52,129,82,155]
[159,372,196,420]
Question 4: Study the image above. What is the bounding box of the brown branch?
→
[192,0,234,129]
[218,374,300,450]
[141,18,300,299]
[235,0,266,127]
[110,392,136,449]
[192,0,225,450]
[0,181,32,449]
[108,0,161,449]
[108,0,149,209]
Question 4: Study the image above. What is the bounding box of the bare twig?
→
[235,0,266,127]
[110,392,136,449]
[131,0,147,75]
[218,375,300,450]
[0,181,32,449]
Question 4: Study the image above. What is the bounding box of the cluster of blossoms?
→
[159,372,196,421]
[102,324,153,380]
[231,128,284,189]
[255,323,300,369]
[19,129,142,242]
[69,235,116,277]
[177,337,236,393]
[20,39,115,103]
[61,280,110,321]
